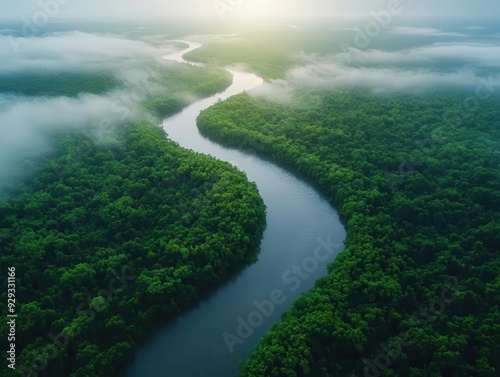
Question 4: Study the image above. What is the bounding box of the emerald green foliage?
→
[184,41,296,80]
[0,61,233,199]
[197,89,500,376]
[0,121,266,376]
[0,71,119,97]
[144,63,232,117]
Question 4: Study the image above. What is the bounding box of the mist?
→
[252,36,500,102]
[0,32,175,77]
[3,21,499,195]
[0,31,180,196]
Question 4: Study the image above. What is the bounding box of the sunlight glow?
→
[233,0,301,20]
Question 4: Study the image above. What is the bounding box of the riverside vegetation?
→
[197,88,499,376]
[1,28,499,377]
[0,61,265,376]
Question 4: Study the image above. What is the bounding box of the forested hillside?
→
[197,89,500,376]
[0,121,266,377]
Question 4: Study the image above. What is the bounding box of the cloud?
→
[252,40,500,99]
[412,43,500,68]
[251,80,294,104]
[0,90,149,192]
[342,43,500,69]
[389,27,467,37]
[0,32,173,74]
[0,32,180,195]
[287,62,486,92]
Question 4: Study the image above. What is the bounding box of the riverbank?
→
[125,40,345,377]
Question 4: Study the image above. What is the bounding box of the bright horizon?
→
[1,0,499,22]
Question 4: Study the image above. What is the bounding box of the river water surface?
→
[126,41,346,377]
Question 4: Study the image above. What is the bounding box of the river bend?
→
[126,40,346,377]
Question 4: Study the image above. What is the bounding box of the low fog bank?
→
[0,31,181,91]
[0,31,184,197]
[0,89,148,197]
[252,38,500,102]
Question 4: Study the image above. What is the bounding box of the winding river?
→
[126,41,346,377]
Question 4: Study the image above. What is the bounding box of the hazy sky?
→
[1,0,498,22]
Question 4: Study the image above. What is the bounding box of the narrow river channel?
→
[126,41,346,377]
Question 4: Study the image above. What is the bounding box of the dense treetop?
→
[197,88,500,376]
[0,55,263,377]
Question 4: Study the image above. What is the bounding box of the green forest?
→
[0,61,232,201]
[0,57,264,376]
[0,63,230,114]
[0,72,120,97]
[2,25,499,377]
[0,121,266,377]
[197,88,500,376]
